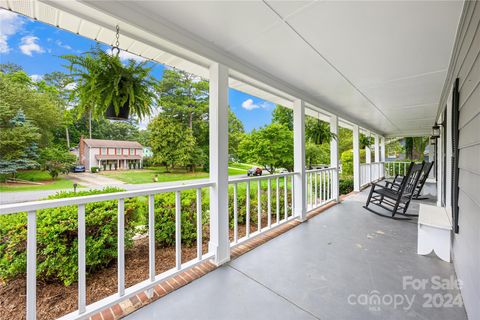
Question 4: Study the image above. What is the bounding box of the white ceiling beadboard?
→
[1,0,464,136]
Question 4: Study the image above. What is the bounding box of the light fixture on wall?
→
[432,124,441,138]
[430,136,437,145]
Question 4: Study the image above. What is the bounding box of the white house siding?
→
[439,2,480,319]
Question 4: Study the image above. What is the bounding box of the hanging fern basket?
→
[105,101,130,120]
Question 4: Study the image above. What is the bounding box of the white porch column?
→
[330,115,340,202]
[208,62,230,265]
[374,135,380,162]
[365,131,372,183]
[293,99,306,221]
[380,137,386,162]
[353,125,361,192]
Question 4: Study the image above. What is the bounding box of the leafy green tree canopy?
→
[238,123,293,173]
[148,115,196,171]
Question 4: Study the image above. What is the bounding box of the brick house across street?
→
[79,137,144,171]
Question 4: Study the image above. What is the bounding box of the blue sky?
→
[0,9,273,132]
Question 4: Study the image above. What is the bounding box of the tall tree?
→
[0,70,63,147]
[238,123,293,173]
[148,115,196,171]
[272,105,293,130]
[228,108,245,159]
[157,69,209,142]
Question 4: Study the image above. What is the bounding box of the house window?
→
[116,148,121,155]
[108,148,115,155]
[130,148,134,155]
[101,147,107,155]
[123,148,128,155]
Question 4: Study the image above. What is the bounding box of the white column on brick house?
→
[293,99,306,221]
[353,125,361,191]
[330,115,340,202]
[208,62,230,265]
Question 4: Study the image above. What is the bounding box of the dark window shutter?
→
[452,78,460,234]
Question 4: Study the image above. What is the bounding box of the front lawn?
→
[0,170,78,192]
[100,168,209,184]
[101,165,249,184]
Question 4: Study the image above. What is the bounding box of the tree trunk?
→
[89,110,92,139]
[65,127,70,149]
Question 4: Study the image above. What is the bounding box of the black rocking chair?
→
[363,162,425,219]
[384,161,434,200]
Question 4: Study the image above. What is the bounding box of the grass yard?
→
[0,170,78,192]
[100,168,209,184]
[101,164,251,185]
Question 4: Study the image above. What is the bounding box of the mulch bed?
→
[0,222,262,320]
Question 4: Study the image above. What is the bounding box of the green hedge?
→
[0,184,294,286]
[0,187,142,285]
[339,177,354,195]
[227,185,292,228]
[153,190,208,247]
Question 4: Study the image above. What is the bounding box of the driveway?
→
[65,172,125,187]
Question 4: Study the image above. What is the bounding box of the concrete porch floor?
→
[125,188,467,320]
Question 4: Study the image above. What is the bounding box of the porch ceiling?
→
[81,0,463,137]
[3,0,463,136]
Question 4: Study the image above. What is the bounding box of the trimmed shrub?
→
[153,190,208,247]
[339,177,354,195]
[227,184,292,228]
[0,187,143,285]
[340,149,366,175]
[90,166,100,173]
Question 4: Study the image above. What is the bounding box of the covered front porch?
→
[123,188,466,320]
[0,0,478,319]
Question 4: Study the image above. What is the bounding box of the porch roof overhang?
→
[2,0,464,137]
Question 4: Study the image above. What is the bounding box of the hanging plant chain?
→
[112,24,120,56]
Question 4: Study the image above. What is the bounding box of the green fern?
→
[62,45,158,120]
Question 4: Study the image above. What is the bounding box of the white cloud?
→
[30,74,43,82]
[118,50,146,62]
[0,36,8,54]
[0,9,26,53]
[241,99,275,111]
[106,48,145,62]
[55,40,72,50]
[65,82,77,90]
[19,36,44,56]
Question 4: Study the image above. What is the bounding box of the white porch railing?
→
[0,166,348,319]
[360,162,385,188]
[306,167,337,211]
[229,172,297,246]
[384,161,411,178]
[0,182,214,320]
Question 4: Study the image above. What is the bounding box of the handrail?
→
[0,181,215,215]
[305,166,336,173]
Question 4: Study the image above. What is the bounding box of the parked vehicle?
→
[247,167,263,176]
[72,165,86,173]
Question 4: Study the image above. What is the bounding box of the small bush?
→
[0,187,143,285]
[90,166,100,173]
[340,149,366,175]
[153,190,208,247]
[339,177,354,195]
[227,184,292,228]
